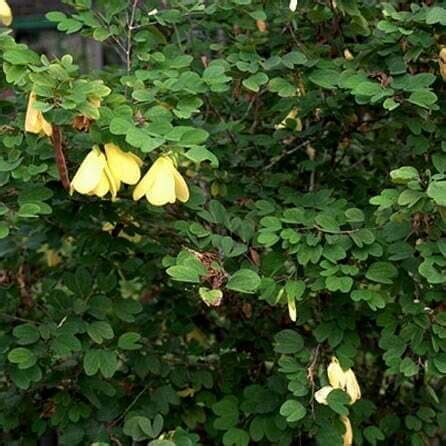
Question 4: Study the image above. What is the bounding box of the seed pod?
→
[439,47,446,80]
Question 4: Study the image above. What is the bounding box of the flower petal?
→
[314,385,334,405]
[90,171,110,198]
[344,369,361,404]
[340,416,353,446]
[71,148,106,195]
[0,0,12,26]
[25,92,52,136]
[104,162,120,200]
[133,157,171,202]
[327,356,347,389]
[146,166,176,206]
[25,93,41,134]
[105,143,142,185]
[172,166,190,203]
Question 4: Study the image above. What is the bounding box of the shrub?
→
[0,1,445,445]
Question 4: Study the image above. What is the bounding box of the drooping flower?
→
[314,385,333,405]
[327,357,361,404]
[340,416,353,446]
[133,156,189,206]
[70,147,119,199]
[327,356,347,389]
[289,0,298,12]
[0,0,12,26]
[104,143,143,186]
[25,92,53,137]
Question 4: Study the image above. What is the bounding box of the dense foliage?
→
[1,0,446,444]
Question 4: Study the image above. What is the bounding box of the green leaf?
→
[118,332,143,350]
[83,350,101,376]
[110,117,132,135]
[390,166,419,184]
[226,269,261,293]
[274,329,304,354]
[3,48,40,65]
[400,357,419,377]
[13,324,40,345]
[212,396,239,430]
[327,390,350,416]
[0,222,9,239]
[8,347,37,369]
[366,262,398,284]
[279,399,306,422]
[427,181,446,207]
[433,353,446,373]
[223,428,250,446]
[87,321,114,344]
[166,265,202,283]
[407,90,438,109]
[242,73,269,92]
[308,69,339,89]
[99,350,118,378]
[363,426,385,445]
[426,7,446,25]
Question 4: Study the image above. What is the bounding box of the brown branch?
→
[50,125,70,191]
[17,264,33,309]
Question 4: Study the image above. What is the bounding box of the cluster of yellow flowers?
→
[71,145,189,206]
[24,92,190,207]
[0,0,12,27]
[314,357,361,445]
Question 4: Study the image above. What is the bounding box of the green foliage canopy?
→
[0,0,446,445]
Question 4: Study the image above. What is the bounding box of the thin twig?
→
[307,344,321,419]
[111,385,148,426]
[126,0,140,74]
[50,125,70,191]
[265,140,311,170]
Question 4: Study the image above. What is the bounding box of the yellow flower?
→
[328,356,347,388]
[275,108,302,131]
[344,49,354,61]
[0,0,12,26]
[340,416,353,446]
[70,147,119,199]
[327,357,361,404]
[25,92,53,137]
[314,385,334,405]
[289,0,298,12]
[104,143,143,185]
[133,156,190,206]
[46,249,61,267]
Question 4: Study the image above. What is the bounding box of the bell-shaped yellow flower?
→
[71,147,119,199]
[25,92,53,137]
[289,0,298,12]
[340,416,353,446]
[327,357,361,404]
[0,0,12,26]
[105,143,143,186]
[133,156,190,206]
